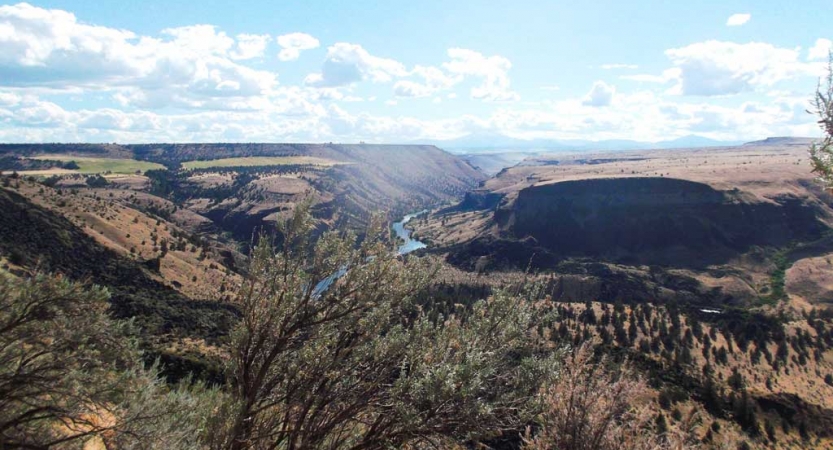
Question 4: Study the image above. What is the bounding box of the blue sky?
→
[0,0,830,144]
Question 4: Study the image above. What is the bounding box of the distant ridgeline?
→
[0,142,485,242]
[501,177,828,267]
[0,155,79,171]
[438,177,830,272]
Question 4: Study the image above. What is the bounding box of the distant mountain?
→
[430,132,535,151]
[743,136,818,147]
[661,135,740,148]
[430,133,744,154]
[461,152,533,176]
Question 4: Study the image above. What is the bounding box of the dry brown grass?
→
[181,155,343,169]
[411,209,494,247]
[485,145,816,200]
[524,343,697,450]
[7,179,239,300]
[786,254,833,307]
[186,171,235,188]
[251,174,311,195]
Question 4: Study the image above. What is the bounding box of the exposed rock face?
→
[497,177,828,267]
[458,189,505,211]
[0,142,486,244]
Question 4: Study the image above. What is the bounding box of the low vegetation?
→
[181,156,343,170]
[0,155,79,172]
[29,155,167,174]
[1,205,699,449]
[524,345,691,450]
[212,204,560,449]
[0,273,220,448]
[1,60,832,450]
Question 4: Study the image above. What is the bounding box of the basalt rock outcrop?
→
[484,177,829,268]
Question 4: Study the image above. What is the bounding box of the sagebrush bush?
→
[211,202,561,450]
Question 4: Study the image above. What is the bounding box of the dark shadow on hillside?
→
[0,188,237,340]
[494,177,828,268]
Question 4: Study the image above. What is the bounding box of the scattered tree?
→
[523,344,684,450]
[810,53,833,188]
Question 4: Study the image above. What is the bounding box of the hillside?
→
[0,182,241,383]
[0,140,833,448]
[460,152,533,176]
[0,143,483,383]
[3,140,833,448]
[502,177,827,267]
[403,140,833,448]
[412,142,833,309]
[0,143,484,243]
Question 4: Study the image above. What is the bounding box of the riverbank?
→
[393,211,428,255]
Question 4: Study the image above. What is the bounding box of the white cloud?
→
[310,87,345,101]
[809,38,832,60]
[162,25,234,56]
[0,84,821,144]
[0,3,823,145]
[0,91,21,107]
[664,40,816,96]
[0,3,279,109]
[726,13,751,26]
[12,99,69,128]
[0,3,141,83]
[476,87,817,142]
[305,46,515,102]
[412,65,458,88]
[393,80,434,98]
[582,81,615,106]
[393,66,458,98]
[77,108,162,131]
[393,65,459,97]
[621,68,680,84]
[305,43,406,87]
[442,48,518,101]
[276,32,319,61]
[600,64,638,70]
[0,92,336,142]
[231,34,270,60]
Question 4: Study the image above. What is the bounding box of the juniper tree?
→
[810,54,833,188]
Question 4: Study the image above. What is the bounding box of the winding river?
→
[312,211,428,297]
[392,211,428,255]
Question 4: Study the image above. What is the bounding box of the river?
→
[312,211,428,297]
[392,210,427,255]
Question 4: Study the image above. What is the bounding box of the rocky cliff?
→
[497,177,828,267]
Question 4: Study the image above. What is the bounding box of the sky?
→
[0,0,831,144]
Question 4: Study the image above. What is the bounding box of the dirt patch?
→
[252,174,312,195]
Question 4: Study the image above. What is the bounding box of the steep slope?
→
[134,143,484,219]
[461,152,531,176]
[0,186,235,339]
[0,142,483,198]
[500,177,827,267]
[413,142,833,307]
[0,143,484,243]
